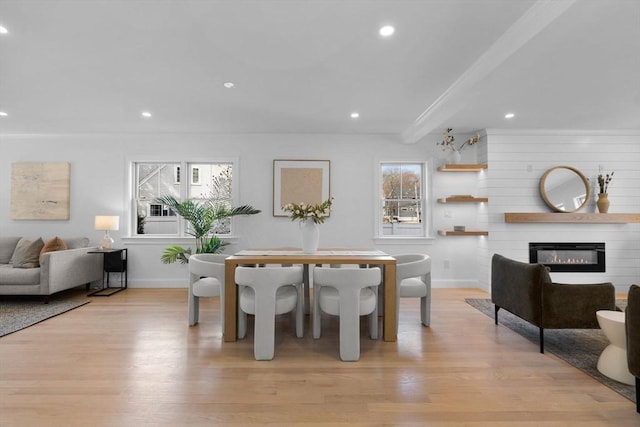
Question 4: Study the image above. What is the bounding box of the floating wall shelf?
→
[437,230,489,236]
[504,213,640,224]
[437,163,488,172]
[437,196,488,203]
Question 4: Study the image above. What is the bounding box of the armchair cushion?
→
[627,284,640,377]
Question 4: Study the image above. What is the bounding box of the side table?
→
[596,310,635,385]
[88,248,128,296]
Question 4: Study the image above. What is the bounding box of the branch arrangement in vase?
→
[282,198,333,224]
[436,128,481,153]
[597,171,614,194]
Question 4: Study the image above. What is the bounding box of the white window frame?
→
[174,166,181,184]
[191,166,201,185]
[373,159,434,244]
[124,157,240,244]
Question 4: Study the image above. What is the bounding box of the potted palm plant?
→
[155,194,261,264]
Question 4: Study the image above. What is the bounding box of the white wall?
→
[483,130,640,293]
[1,131,637,293]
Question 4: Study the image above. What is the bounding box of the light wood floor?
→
[1,288,637,426]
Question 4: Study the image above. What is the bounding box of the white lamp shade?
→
[94,215,120,231]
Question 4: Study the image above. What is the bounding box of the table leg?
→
[224,261,238,342]
[383,262,397,342]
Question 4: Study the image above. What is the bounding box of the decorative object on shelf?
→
[283,198,333,253]
[94,215,119,250]
[597,193,610,214]
[453,225,466,232]
[597,171,613,214]
[437,128,481,164]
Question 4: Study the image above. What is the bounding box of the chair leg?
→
[636,377,639,413]
[253,294,277,361]
[313,285,322,339]
[295,283,304,338]
[494,305,500,325]
[338,292,361,362]
[189,294,199,326]
[368,297,378,340]
[238,309,247,339]
[539,328,545,354]
[420,295,430,327]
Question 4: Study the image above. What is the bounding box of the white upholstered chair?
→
[395,253,431,331]
[313,266,381,361]
[188,253,228,327]
[235,266,304,360]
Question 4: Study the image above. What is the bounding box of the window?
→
[191,167,201,185]
[132,161,236,236]
[379,162,427,237]
[174,166,180,184]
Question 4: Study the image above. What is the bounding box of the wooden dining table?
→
[223,249,397,342]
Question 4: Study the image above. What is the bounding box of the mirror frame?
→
[539,165,591,213]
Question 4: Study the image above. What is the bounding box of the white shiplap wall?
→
[483,130,640,294]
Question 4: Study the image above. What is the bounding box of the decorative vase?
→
[448,150,462,164]
[596,193,610,213]
[300,220,320,253]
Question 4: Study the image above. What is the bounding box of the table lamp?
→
[95,215,120,250]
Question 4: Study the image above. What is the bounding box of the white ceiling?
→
[1,0,639,141]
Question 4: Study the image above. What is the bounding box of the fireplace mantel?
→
[504,213,640,223]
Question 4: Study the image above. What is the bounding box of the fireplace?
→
[529,242,605,272]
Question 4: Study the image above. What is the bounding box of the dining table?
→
[223,249,397,342]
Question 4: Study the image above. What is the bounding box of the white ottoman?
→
[596,310,635,385]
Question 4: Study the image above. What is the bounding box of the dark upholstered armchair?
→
[626,284,640,413]
[491,254,616,353]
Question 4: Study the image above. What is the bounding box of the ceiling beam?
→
[401,0,577,144]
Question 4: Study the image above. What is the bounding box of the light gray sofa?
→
[0,236,103,302]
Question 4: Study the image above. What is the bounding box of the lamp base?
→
[100,233,114,250]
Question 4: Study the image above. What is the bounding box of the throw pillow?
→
[12,237,45,268]
[0,236,22,264]
[39,236,68,261]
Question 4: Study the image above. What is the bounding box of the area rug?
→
[465,298,635,403]
[0,298,90,337]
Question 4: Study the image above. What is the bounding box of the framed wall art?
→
[10,162,71,220]
[273,159,330,217]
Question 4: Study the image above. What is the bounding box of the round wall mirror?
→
[539,166,590,213]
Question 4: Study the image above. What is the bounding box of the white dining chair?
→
[235,266,304,360]
[313,266,381,361]
[188,253,228,327]
[395,253,431,332]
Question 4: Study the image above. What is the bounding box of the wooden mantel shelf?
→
[437,163,487,172]
[504,212,640,224]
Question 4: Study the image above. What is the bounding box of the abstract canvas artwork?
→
[273,160,330,217]
[11,162,71,220]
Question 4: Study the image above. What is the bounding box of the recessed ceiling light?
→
[141,111,152,118]
[223,82,235,89]
[0,111,7,117]
[350,112,360,119]
[0,26,8,35]
[505,112,515,119]
[379,25,395,37]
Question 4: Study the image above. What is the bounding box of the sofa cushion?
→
[0,264,41,285]
[12,237,45,268]
[40,236,68,261]
[0,237,21,264]
[63,237,90,249]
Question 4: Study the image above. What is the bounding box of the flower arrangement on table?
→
[437,128,481,152]
[282,198,333,224]
[597,171,614,194]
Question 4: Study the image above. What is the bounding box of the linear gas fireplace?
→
[529,242,605,272]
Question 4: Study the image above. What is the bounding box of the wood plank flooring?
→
[1,288,637,426]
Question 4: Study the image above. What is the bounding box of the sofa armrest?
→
[40,246,104,294]
[542,281,616,328]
